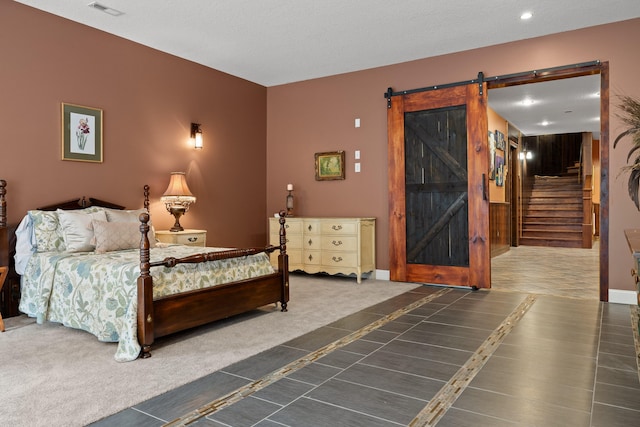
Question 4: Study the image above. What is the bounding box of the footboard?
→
[136,210,289,359]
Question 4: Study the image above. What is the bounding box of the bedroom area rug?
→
[0,274,419,427]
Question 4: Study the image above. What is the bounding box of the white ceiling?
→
[489,74,602,137]
[15,0,640,136]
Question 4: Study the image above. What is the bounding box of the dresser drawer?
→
[303,235,321,250]
[271,233,303,249]
[321,236,358,251]
[321,221,357,235]
[322,251,358,268]
[156,229,207,247]
[303,250,322,265]
[303,220,321,234]
[281,220,303,234]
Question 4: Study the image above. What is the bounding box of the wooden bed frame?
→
[2,182,289,359]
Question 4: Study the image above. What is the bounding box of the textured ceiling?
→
[14,0,640,136]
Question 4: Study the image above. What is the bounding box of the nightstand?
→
[155,229,207,247]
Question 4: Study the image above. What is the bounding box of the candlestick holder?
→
[286,189,294,217]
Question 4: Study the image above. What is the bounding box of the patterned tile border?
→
[409,294,538,427]
[632,304,640,384]
[163,287,453,426]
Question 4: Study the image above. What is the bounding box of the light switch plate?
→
[355,163,361,173]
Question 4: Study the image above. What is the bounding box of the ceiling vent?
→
[88,2,124,17]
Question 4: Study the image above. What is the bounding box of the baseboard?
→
[608,289,637,305]
[375,269,390,281]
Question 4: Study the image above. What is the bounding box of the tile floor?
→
[92,244,640,426]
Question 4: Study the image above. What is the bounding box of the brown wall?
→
[0,2,267,247]
[5,2,640,293]
[488,107,508,203]
[266,18,640,293]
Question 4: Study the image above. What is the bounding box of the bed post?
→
[277,210,289,312]
[137,188,154,358]
[0,180,6,227]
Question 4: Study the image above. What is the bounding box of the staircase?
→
[521,173,584,248]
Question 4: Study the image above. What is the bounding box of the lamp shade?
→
[161,172,196,204]
[161,172,196,232]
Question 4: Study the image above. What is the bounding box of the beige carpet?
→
[0,274,419,427]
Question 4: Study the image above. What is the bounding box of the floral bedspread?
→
[19,246,275,362]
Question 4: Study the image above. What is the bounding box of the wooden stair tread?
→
[521,171,587,249]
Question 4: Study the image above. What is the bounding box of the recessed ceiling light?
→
[521,11,533,20]
[541,120,550,126]
[521,98,535,106]
[88,2,124,17]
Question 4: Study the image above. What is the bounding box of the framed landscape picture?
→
[315,150,345,181]
[61,103,103,163]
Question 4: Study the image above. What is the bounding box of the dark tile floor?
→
[91,285,640,427]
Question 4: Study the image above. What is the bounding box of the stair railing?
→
[582,174,593,249]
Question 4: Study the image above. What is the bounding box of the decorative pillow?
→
[14,214,35,274]
[57,209,107,252]
[28,210,66,252]
[103,208,145,223]
[103,208,156,244]
[92,220,143,254]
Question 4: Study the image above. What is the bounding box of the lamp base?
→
[169,207,186,232]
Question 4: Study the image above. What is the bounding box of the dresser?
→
[269,217,375,283]
[155,229,207,247]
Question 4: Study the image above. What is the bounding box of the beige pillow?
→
[92,220,143,254]
[103,208,156,243]
[104,208,145,222]
[57,209,107,252]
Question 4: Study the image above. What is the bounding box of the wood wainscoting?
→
[490,202,510,257]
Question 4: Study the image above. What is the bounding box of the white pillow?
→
[57,209,107,252]
[14,214,35,275]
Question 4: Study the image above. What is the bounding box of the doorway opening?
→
[486,62,608,300]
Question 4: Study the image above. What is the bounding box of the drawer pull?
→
[332,256,343,263]
[332,225,342,231]
[332,240,343,246]
[187,237,198,242]
[308,239,313,246]
[308,254,313,261]
[308,225,312,231]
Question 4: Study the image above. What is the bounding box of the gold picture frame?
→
[61,102,103,163]
[315,150,345,181]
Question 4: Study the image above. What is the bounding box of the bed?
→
[6,182,289,361]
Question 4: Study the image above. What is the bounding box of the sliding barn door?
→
[388,83,490,288]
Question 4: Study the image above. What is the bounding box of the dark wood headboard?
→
[37,197,125,211]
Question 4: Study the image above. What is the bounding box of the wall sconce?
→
[286,183,294,217]
[161,172,196,231]
[519,151,533,160]
[191,123,203,149]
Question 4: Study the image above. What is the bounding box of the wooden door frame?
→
[487,61,609,301]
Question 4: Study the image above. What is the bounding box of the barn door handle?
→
[482,173,488,201]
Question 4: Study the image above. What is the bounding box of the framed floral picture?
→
[315,150,345,181]
[61,103,103,162]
